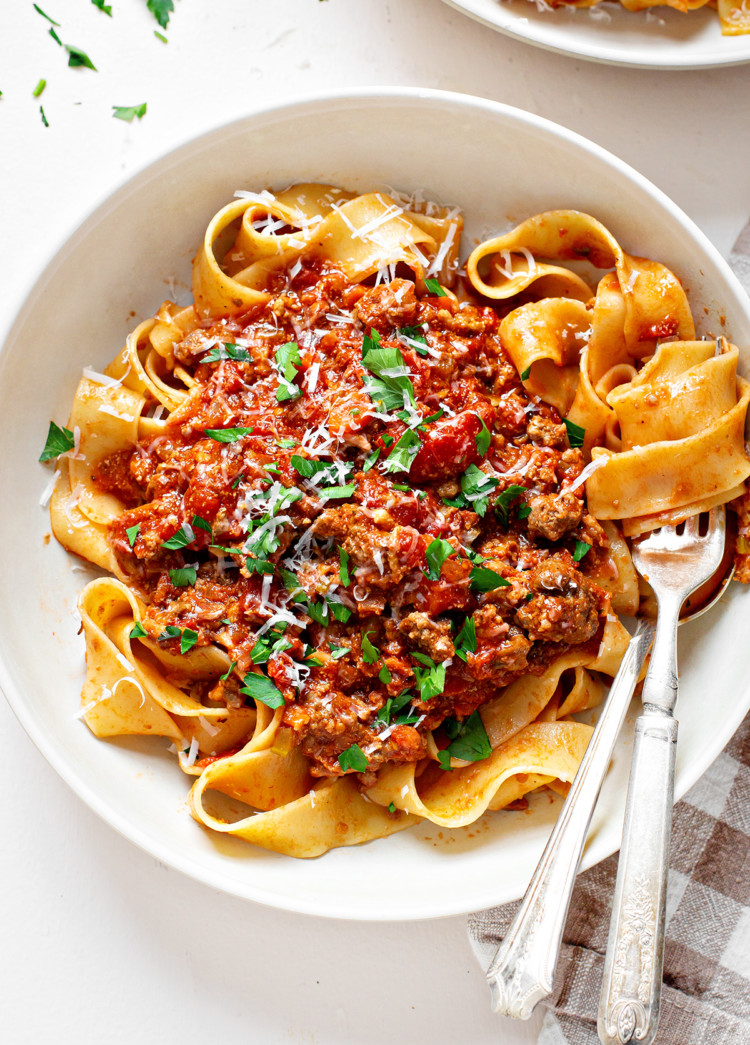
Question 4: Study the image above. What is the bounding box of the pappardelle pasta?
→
[527,0,750,36]
[43,186,750,857]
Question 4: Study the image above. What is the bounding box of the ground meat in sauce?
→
[91,258,611,781]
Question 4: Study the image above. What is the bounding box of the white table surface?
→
[2,3,749,1043]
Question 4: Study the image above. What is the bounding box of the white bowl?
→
[440,0,750,69]
[2,88,749,921]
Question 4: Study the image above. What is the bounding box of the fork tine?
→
[684,514,699,538]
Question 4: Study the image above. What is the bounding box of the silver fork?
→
[597,508,727,1045]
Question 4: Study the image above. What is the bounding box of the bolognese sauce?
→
[93,260,611,781]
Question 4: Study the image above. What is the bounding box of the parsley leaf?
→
[33,5,59,25]
[204,426,253,443]
[274,341,302,402]
[338,743,369,773]
[125,524,140,548]
[219,660,237,681]
[319,484,356,500]
[382,428,421,474]
[475,417,491,457]
[91,0,112,14]
[338,546,350,586]
[276,438,297,449]
[520,365,532,381]
[328,600,352,623]
[411,653,446,702]
[361,632,380,665]
[240,672,285,709]
[438,711,491,769]
[517,504,531,520]
[249,628,291,665]
[192,514,212,535]
[496,484,527,526]
[40,104,50,127]
[130,622,148,639]
[424,538,454,581]
[113,103,147,122]
[469,566,510,593]
[244,557,275,576]
[33,79,46,98]
[424,278,447,296]
[454,616,477,662]
[460,465,499,517]
[66,45,97,70]
[39,421,75,461]
[169,567,196,587]
[397,325,429,356]
[329,644,350,661]
[573,540,592,562]
[203,343,252,363]
[564,418,586,448]
[161,523,195,551]
[363,448,380,473]
[361,331,416,415]
[146,0,174,29]
[378,663,392,685]
[180,629,198,654]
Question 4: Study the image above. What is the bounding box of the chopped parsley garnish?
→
[338,546,350,587]
[381,435,394,449]
[438,711,491,770]
[475,417,491,456]
[219,660,237,681]
[249,627,291,665]
[520,365,532,381]
[277,438,297,449]
[113,103,148,122]
[91,1,113,15]
[130,622,148,639]
[361,632,380,665]
[376,689,416,726]
[328,600,352,623]
[204,426,253,442]
[495,484,527,526]
[564,418,586,448]
[203,342,252,363]
[240,672,285,710]
[454,615,477,662]
[161,523,195,550]
[48,27,62,46]
[40,105,49,127]
[66,45,97,70]
[363,448,380,472]
[397,324,430,356]
[378,663,392,685]
[244,557,275,575]
[33,79,46,98]
[319,484,356,500]
[33,4,59,25]
[460,465,498,517]
[191,514,212,535]
[329,644,350,661]
[169,566,197,587]
[231,473,244,489]
[154,30,168,42]
[382,428,421,474]
[361,330,416,414]
[337,743,368,773]
[469,566,510,592]
[274,341,302,402]
[125,524,140,547]
[147,0,174,29]
[291,455,352,484]
[158,626,198,654]
[518,504,531,520]
[424,278,447,296]
[411,653,446,702]
[39,421,74,461]
[388,802,396,813]
[573,540,592,562]
[424,538,453,581]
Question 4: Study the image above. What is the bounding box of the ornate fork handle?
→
[486,620,655,1017]
[598,593,682,1045]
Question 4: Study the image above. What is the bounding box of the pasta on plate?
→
[43,186,750,857]
[524,0,750,36]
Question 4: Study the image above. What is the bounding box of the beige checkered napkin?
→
[468,715,750,1044]
[468,221,750,1045]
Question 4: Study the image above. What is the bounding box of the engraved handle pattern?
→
[486,623,654,1018]
[597,714,678,1045]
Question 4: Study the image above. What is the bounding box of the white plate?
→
[441,0,750,68]
[1,88,749,921]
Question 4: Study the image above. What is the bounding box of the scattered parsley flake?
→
[180,628,198,654]
[383,428,421,474]
[411,653,446,702]
[40,104,49,126]
[169,566,197,587]
[33,79,47,98]
[424,278,447,297]
[564,418,586,448]
[244,557,275,576]
[397,325,429,355]
[362,448,380,472]
[469,565,510,593]
[361,632,380,665]
[438,711,491,769]
[191,514,212,535]
[329,644,349,661]
[34,4,59,25]
[66,45,97,71]
[388,802,396,813]
[320,484,356,500]
[48,27,62,46]
[154,30,168,43]
[277,438,297,449]
[338,546,350,586]
[424,538,454,581]
[91,0,112,14]
[125,524,140,547]
[496,484,527,526]
[146,0,174,29]
[460,465,499,518]
[240,672,285,710]
[475,416,491,456]
[204,426,253,443]
[130,622,148,639]
[39,421,74,461]
[573,540,592,562]
[520,365,532,381]
[328,601,352,623]
[455,616,477,662]
[337,743,368,773]
[378,663,392,685]
[219,660,237,682]
[203,342,251,363]
[113,103,148,122]
[161,523,195,550]
[274,341,302,402]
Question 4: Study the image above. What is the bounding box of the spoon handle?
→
[486,620,654,1018]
